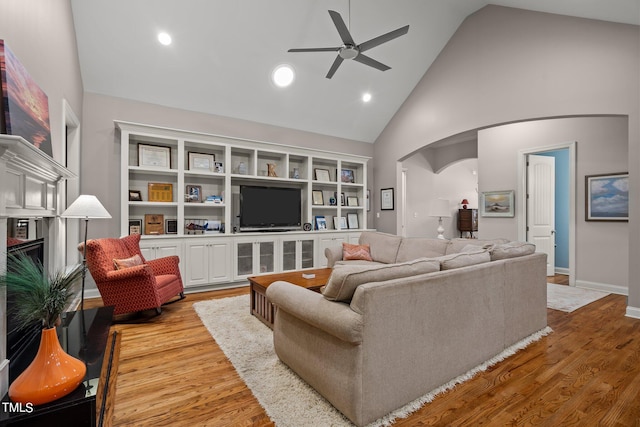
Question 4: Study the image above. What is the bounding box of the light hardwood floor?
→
[85,275,640,426]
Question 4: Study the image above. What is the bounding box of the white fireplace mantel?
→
[0,134,76,399]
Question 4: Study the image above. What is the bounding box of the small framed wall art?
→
[480,190,514,217]
[315,215,327,230]
[165,219,178,234]
[347,213,359,229]
[585,172,628,221]
[381,188,394,210]
[347,196,358,207]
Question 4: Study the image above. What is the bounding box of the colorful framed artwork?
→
[148,182,173,202]
[314,215,327,230]
[0,40,52,156]
[341,169,355,183]
[585,172,628,221]
[480,190,514,217]
[186,185,202,203]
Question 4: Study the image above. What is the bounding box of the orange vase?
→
[9,327,86,406]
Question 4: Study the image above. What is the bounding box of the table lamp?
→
[61,195,111,311]
[429,199,451,240]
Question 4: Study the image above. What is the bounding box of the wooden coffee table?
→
[248,267,332,328]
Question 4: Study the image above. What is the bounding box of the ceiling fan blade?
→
[353,53,390,72]
[326,55,344,79]
[359,25,409,52]
[288,47,340,53]
[328,10,356,46]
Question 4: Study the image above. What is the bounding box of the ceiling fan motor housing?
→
[339,45,359,60]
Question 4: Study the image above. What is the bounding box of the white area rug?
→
[547,283,610,312]
[193,295,552,427]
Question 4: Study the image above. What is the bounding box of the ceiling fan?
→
[288,10,409,79]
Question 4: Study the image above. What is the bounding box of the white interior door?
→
[527,154,555,276]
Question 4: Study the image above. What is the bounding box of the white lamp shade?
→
[61,195,112,219]
[429,199,451,218]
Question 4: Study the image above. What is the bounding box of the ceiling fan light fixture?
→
[157,32,172,46]
[362,92,372,103]
[272,64,295,87]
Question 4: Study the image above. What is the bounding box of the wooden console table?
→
[0,307,120,427]
[249,268,332,328]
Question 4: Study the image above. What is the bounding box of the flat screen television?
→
[239,185,302,231]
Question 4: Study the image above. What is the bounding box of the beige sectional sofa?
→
[266,231,548,426]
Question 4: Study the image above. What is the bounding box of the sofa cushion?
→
[445,238,509,255]
[322,258,440,302]
[490,241,536,260]
[439,247,491,270]
[359,231,403,264]
[395,237,450,262]
[342,243,373,261]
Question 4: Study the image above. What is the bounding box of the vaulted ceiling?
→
[71,0,640,143]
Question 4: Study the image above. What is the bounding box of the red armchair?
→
[80,234,185,315]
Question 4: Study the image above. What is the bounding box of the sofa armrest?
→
[146,256,180,276]
[324,246,343,268]
[266,281,363,344]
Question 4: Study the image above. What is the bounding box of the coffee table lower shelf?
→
[249,268,332,329]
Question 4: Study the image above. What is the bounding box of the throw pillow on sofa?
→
[439,246,491,270]
[490,241,536,260]
[322,258,440,302]
[342,243,373,261]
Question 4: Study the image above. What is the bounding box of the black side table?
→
[0,307,117,427]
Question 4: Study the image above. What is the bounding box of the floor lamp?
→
[429,199,451,240]
[61,195,112,312]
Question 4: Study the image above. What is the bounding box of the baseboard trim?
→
[574,279,628,296]
[554,267,569,276]
[626,306,640,319]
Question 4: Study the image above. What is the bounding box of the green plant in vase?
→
[0,254,86,405]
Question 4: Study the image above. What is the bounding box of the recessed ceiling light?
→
[272,64,295,87]
[362,93,372,103]
[158,32,172,46]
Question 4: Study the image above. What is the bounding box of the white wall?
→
[478,116,629,291]
[402,156,478,239]
[373,5,640,309]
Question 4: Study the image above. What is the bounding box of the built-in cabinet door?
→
[233,238,277,280]
[139,238,184,278]
[280,238,316,271]
[317,234,347,267]
[185,239,231,287]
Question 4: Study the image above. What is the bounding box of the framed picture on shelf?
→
[381,188,394,210]
[347,213,359,229]
[129,190,142,201]
[144,214,165,235]
[188,152,215,172]
[315,215,327,230]
[138,143,171,169]
[480,190,515,217]
[165,219,178,234]
[312,190,324,205]
[585,172,628,221]
[148,183,173,202]
[347,196,358,207]
[128,219,142,235]
[314,168,331,182]
[186,185,202,203]
[333,216,347,230]
[341,169,355,183]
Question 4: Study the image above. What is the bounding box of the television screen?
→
[240,186,302,231]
